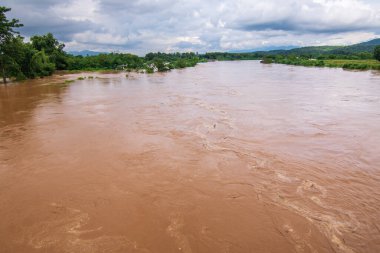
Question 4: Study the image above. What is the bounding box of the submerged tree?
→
[374,46,380,62]
[0,6,23,83]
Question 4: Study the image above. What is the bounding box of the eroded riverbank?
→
[1,61,380,253]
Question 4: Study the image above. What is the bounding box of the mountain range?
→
[68,50,106,56]
[258,38,380,56]
[67,38,380,57]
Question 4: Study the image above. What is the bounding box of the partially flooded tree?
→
[0,6,23,83]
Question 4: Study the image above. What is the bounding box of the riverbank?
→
[1,60,201,85]
[1,69,141,87]
[271,58,380,70]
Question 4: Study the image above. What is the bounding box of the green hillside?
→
[262,38,380,57]
[269,39,380,55]
[330,38,380,54]
[264,39,380,71]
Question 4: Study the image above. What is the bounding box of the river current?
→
[1,61,380,253]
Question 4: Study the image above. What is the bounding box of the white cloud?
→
[4,0,380,54]
[51,0,98,22]
[72,31,129,45]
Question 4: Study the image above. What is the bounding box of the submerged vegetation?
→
[1,5,380,83]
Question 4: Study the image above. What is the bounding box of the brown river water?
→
[0,61,380,253]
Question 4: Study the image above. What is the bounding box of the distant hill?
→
[68,50,107,56]
[354,38,380,46]
[261,38,380,56]
[330,38,380,55]
[229,45,297,53]
[65,39,380,58]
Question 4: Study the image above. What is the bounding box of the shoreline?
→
[2,59,379,86]
[270,58,380,71]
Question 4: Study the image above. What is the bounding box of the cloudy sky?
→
[4,0,380,55]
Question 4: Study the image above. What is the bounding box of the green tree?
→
[374,46,380,61]
[0,6,23,83]
[153,59,168,72]
[1,36,27,80]
[31,33,67,69]
[18,43,37,79]
[30,50,55,77]
[175,59,187,68]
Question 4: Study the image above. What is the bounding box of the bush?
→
[342,63,369,70]
[260,57,273,64]
[15,72,26,81]
[145,67,154,74]
[175,59,187,68]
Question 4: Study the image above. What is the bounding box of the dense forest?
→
[1,6,380,83]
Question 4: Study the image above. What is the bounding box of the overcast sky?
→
[4,0,380,55]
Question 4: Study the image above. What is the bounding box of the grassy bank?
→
[272,57,380,70]
[324,59,380,70]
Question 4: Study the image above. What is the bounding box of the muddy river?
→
[1,61,380,253]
